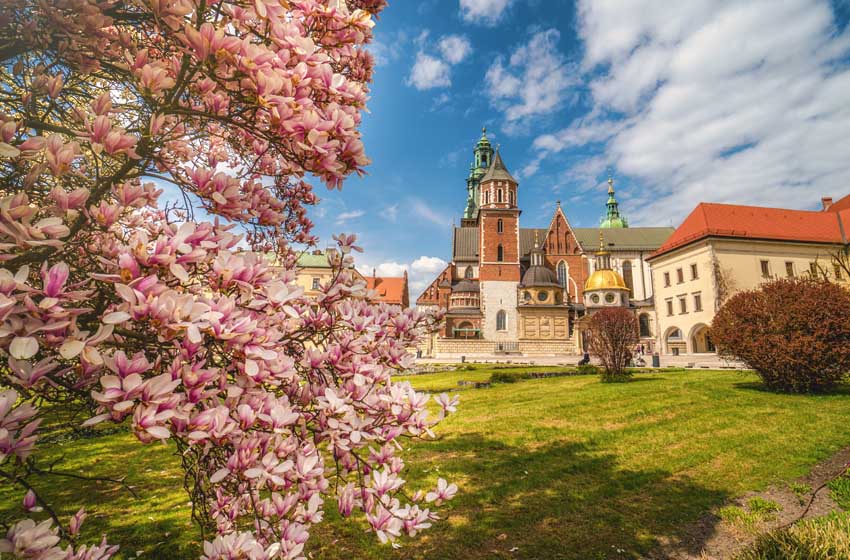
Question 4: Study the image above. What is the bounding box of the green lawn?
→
[3,369,850,559]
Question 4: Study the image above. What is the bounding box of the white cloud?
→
[335,210,365,224]
[484,29,576,130]
[438,35,473,64]
[532,0,850,224]
[382,204,399,223]
[356,256,449,304]
[460,0,512,26]
[410,198,453,228]
[408,33,473,91]
[407,52,451,90]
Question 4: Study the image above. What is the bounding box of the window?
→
[810,262,818,276]
[760,260,770,278]
[557,261,567,288]
[485,191,490,204]
[538,291,548,302]
[666,299,674,316]
[464,266,473,279]
[639,314,652,337]
[497,244,504,262]
[785,261,794,277]
[605,293,616,303]
[497,219,503,233]
[311,278,320,290]
[664,272,671,287]
[693,292,703,312]
[622,261,634,297]
[509,190,514,206]
[496,310,507,331]
[497,189,503,203]
[676,268,684,284]
[690,263,699,280]
[834,264,843,280]
[523,291,531,301]
[679,296,687,314]
[590,294,600,304]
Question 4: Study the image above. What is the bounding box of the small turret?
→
[599,177,629,229]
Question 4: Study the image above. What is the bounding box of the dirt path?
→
[649,446,850,559]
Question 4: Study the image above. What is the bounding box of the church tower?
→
[599,177,629,228]
[478,148,521,341]
[461,128,494,226]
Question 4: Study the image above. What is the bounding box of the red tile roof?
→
[649,202,847,259]
[366,276,409,307]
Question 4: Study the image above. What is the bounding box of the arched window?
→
[497,219,503,233]
[639,314,651,338]
[497,244,504,262]
[485,191,490,204]
[464,266,473,279]
[497,189,503,203]
[622,261,634,297]
[509,190,514,206]
[557,261,567,288]
[496,310,507,331]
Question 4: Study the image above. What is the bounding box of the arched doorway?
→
[690,324,715,353]
[664,326,685,355]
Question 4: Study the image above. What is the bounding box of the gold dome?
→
[584,269,629,291]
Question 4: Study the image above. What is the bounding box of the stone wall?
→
[431,337,577,358]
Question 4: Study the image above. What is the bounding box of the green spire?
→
[463,127,494,220]
[599,177,628,229]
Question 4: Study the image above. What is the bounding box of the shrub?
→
[711,278,850,393]
[490,371,525,383]
[585,309,639,381]
[576,364,601,376]
[736,512,850,559]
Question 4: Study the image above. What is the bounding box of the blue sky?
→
[305,0,850,297]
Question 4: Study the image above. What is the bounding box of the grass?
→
[828,469,850,510]
[3,368,850,559]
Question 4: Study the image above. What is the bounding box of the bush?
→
[736,512,850,559]
[711,278,850,393]
[576,364,601,376]
[586,309,639,381]
[490,371,525,383]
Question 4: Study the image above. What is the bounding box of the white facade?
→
[480,281,519,341]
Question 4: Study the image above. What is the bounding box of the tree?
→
[710,278,850,393]
[586,309,638,381]
[0,1,457,558]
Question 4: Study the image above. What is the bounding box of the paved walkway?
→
[416,353,747,370]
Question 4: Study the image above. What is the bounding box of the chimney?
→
[822,197,834,211]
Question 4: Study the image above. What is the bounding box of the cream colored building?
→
[648,199,849,355]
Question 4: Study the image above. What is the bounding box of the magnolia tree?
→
[0,1,458,558]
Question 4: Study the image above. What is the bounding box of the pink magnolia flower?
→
[425,478,458,506]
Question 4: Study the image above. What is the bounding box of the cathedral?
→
[416,129,674,358]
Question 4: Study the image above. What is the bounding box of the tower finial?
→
[598,231,604,252]
[534,229,539,246]
[607,176,614,194]
[482,126,486,134]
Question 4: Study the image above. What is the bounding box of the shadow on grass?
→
[732,381,850,396]
[323,433,729,560]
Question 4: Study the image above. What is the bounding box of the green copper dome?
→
[599,177,629,229]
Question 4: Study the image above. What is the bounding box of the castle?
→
[416,129,673,358]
